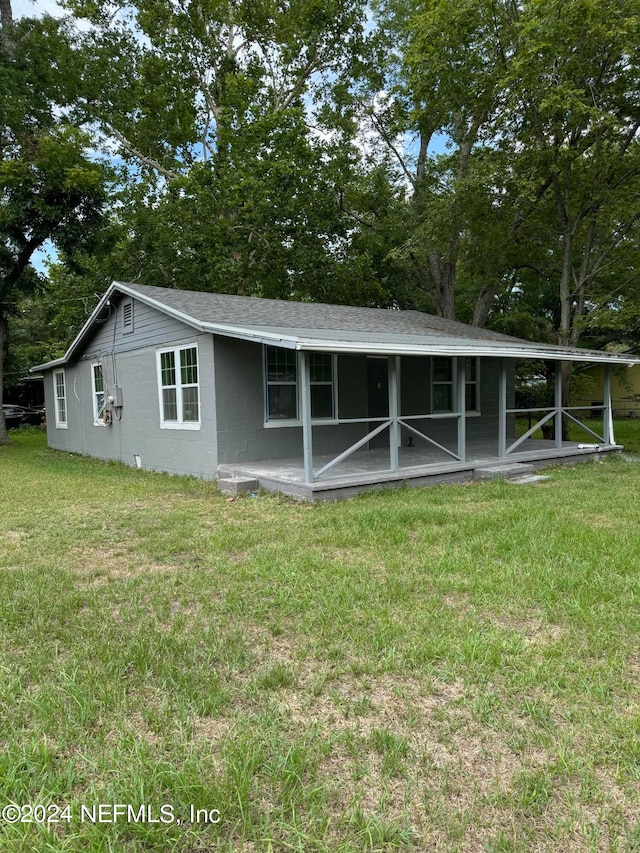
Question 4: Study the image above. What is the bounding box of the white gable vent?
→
[122,300,134,334]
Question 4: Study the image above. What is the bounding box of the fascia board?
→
[202,324,640,363]
[201,322,299,348]
[114,282,205,334]
[293,338,640,364]
[29,357,67,373]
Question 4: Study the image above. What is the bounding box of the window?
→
[431,357,481,414]
[92,363,106,425]
[157,345,200,428]
[122,300,134,334]
[54,370,67,428]
[465,357,480,413]
[432,357,453,412]
[309,353,335,419]
[265,346,298,421]
[264,347,336,423]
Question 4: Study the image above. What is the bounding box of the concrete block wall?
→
[398,356,516,453]
[45,297,218,478]
[214,338,369,465]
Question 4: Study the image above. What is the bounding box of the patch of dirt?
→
[441,591,473,614]
[488,613,570,645]
[191,715,233,746]
[102,709,164,750]
[278,674,466,735]
[588,514,618,528]
[226,551,249,563]
[2,529,28,543]
[71,544,176,586]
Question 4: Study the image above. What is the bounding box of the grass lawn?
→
[2,430,640,852]
[516,416,640,453]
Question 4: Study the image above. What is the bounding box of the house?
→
[32,282,640,500]
[572,363,640,419]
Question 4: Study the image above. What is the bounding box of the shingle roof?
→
[121,282,523,343]
[31,281,640,371]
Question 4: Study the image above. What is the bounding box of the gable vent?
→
[122,300,133,333]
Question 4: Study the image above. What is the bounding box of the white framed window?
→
[432,357,454,413]
[263,346,336,425]
[157,344,200,429]
[53,370,67,428]
[464,357,481,414]
[92,362,106,425]
[431,357,481,415]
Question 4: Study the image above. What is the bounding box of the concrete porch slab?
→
[217,438,622,501]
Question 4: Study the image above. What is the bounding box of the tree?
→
[506,0,640,350]
[52,0,385,304]
[369,0,640,346]
[368,0,521,320]
[0,8,111,444]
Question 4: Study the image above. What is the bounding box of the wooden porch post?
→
[388,355,399,472]
[554,361,563,449]
[456,357,466,462]
[300,350,313,484]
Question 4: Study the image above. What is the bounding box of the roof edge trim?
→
[30,281,205,372]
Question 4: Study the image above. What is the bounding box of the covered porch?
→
[218,353,621,501]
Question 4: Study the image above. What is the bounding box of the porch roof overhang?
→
[199,324,640,365]
[30,279,640,372]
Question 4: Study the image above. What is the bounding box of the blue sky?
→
[14,0,63,18]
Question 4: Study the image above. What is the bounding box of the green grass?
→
[516,414,640,453]
[2,430,640,851]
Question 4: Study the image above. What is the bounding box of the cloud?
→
[13,0,64,19]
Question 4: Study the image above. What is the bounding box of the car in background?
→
[2,404,44,428]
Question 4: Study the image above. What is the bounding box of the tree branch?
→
[368,109,416,189]
[108,126,181,180]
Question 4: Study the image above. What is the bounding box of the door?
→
[367,357,389,448]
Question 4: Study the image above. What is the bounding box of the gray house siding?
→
[399,357,515,453]
[44,367,84,454]
[213,340,515,467]
[45,297,218,478]
[214,338,371,465]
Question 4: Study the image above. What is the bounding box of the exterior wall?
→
[44,296,217,478]
[214,339,369,465]
[399,356,515,453]
[573,364,640,417]
[214,341,517,467]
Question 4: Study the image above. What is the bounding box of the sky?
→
[14,0,63,18]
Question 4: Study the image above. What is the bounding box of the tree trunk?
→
[0,0,12,48]
[0,312,10,445]
[472,283,499,327]
[428,253,456,319]
[558,230,573,347]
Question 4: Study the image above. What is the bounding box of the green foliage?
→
[0,8,113,438]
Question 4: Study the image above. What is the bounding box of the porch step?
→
[474,463,535,482]
[217,476,259,496]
